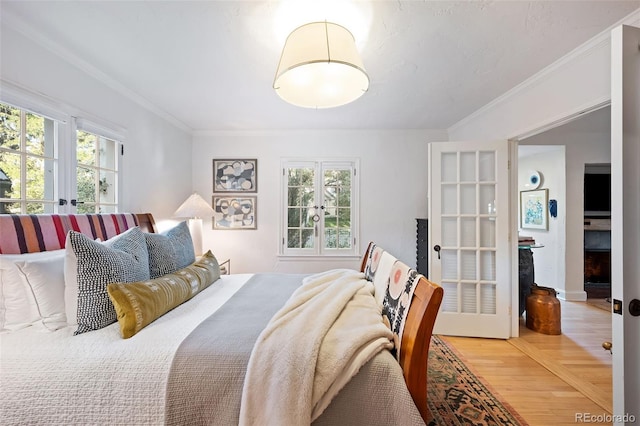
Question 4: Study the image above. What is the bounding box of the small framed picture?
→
[520,189,548,230]
[213,159,257,192]
[212,196,257,230]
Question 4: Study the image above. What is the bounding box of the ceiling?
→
[1,0,638,132]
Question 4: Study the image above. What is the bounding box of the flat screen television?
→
[584,173,611,217]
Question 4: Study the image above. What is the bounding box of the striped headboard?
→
[0,213,155,254]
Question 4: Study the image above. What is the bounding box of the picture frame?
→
[213,159,257,192]
[212,195,257,230]
[520,189,548,230]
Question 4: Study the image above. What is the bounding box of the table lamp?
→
[173,192,214,256]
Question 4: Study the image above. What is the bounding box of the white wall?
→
[192,129,447,274]
[0,20,449,275]
[448,13,638,301]
[518,147,566,295]
[0,24,193,221]
[449,10,640,141]
[520,107,611,300]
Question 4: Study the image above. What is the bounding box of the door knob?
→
[602,341,612,354]
[630,299,640,317]
[433,244,441,260]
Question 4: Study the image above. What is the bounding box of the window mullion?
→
[19,111,26,209]
[316,161,323,256]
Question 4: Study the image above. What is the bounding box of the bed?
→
[0,212,443,425]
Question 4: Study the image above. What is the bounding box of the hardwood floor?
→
[442,299,613,426]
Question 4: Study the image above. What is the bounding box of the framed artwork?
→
[520,189,548,230]
[212,196,257,230]
[213,159,257,192]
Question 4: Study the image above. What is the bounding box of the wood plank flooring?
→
[442,300,613,426]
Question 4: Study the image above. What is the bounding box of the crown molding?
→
[1,9,192,135]
[449,7,640,135]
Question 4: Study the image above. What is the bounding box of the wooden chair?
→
[360,242,444,423]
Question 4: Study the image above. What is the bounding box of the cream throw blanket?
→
[239,269,394,426]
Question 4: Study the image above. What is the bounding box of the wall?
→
[520,107,611,300]
[449,10,640,141]
[517,147,566,295]
[448,13,638,301]
[192,129,447,274]
[0,24,193,221]
[0,18,448,275]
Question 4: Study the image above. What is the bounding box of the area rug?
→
[427,335,528,426]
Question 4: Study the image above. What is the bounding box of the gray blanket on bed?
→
[164,273,425,426]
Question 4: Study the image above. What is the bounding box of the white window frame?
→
[0,99,66,213]
[73,117,124,214]
[280,158,360,257]
[0,83,125,214]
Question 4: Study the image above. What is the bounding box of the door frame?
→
[505,24,639,422]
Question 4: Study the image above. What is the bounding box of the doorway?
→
[517,106,611,303]
[516,145,565,299]
[583,164,612,300]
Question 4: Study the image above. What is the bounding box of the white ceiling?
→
[1,0,638,132]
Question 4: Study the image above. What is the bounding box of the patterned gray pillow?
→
[69,227,150,335]
[144,221,195,278]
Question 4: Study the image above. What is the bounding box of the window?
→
[0,93,123,214]
[75,129,119,213]
[282,159,359,256]
[0,103,59,214]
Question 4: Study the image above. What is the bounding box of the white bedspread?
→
[0,274,253,426]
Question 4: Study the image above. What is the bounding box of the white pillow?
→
[15,251,66,331]
[0,250,63,332]
[64,232,79,325]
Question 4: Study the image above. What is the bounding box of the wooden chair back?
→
[360,241,443,422]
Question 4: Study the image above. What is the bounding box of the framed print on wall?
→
[520,188,549,230]
[213,159,257,192]
[212,196,257,230]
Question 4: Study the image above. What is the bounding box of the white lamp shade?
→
[273,22,369,109]
[174,193,214,219]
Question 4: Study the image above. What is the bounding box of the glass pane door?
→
[429,140,511,338]
[439,151,497,316]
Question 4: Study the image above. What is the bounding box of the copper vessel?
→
[526,285,561,335]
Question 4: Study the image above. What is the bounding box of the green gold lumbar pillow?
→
[107,250,220,338]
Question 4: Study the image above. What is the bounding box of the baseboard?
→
[556,290,587,301]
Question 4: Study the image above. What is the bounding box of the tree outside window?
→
[0,103,57,214]
[282,159,359,256]
[0,100,121,214]
[75,130,118,214]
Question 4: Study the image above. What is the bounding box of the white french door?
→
[610,24,640,424]
[429,140,513,339]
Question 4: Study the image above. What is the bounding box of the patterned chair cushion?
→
[382,260,421,359]
[362,243,421,360]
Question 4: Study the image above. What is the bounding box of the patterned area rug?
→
[427,336,528,426]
